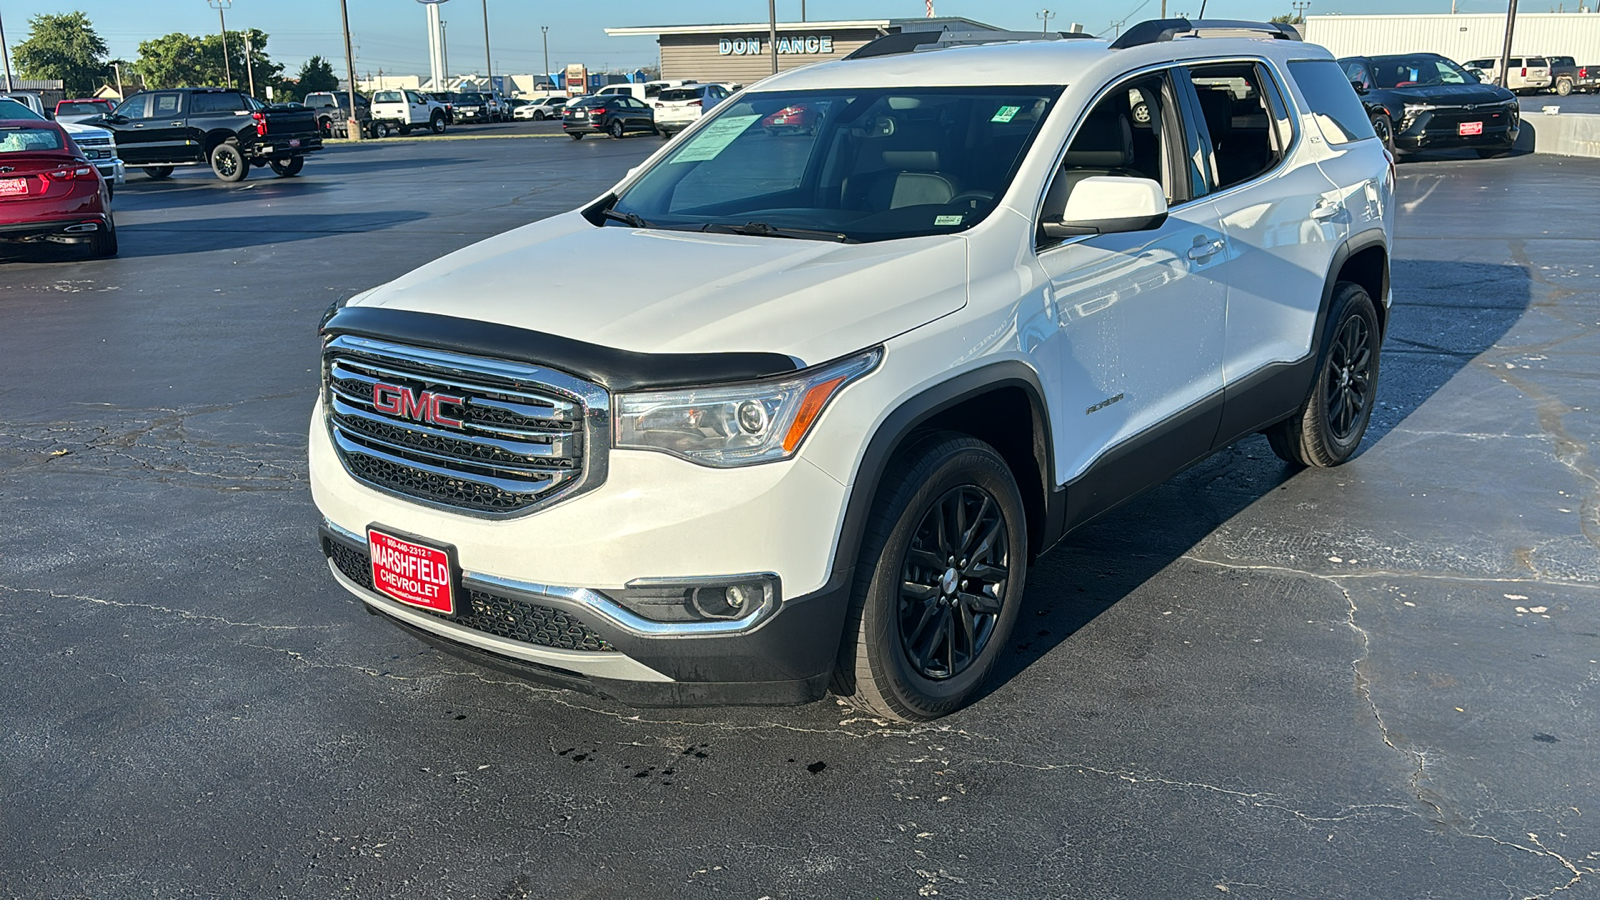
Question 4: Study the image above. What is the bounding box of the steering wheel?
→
[949,190,996,207]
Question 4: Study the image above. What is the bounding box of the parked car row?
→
[1461,55,1600,95]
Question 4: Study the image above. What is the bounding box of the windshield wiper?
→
[601,208,652,228]
[701,221,855,243]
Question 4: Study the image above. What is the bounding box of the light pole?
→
[541,25,549,89]
[243,30,257,97]
[0,7,13,93]
[768,0,778,75]
[208,0,233,89]
[112,61,125,98]
[339,0,362,139]
[1037,9,1056,32]
[481,0,493,95]
[442,20,450,86]
[1495,0,1519,88]
[1291,0,1311,23]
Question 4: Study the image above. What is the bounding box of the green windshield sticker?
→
[672,115,761,162]
[934,215,965,226]
[991,105,1021,123]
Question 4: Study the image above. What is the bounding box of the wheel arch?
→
[833,362,1056,583]
[201,129,240,156]
[1331,234,1389,338]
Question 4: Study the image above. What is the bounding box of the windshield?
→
[611,86,1061,244]
[0,98,45,120]
[1370,55,1473,88]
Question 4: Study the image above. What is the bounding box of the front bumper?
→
[1395,108,1519,152]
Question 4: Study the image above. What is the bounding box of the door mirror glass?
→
[1043,176,1168,239]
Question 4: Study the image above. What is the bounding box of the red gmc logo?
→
[372,382,465,428]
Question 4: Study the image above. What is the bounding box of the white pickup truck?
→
[370,90,448,135]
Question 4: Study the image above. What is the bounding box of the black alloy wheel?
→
[210,142,247,183]
[897,486,1010,681]
[608,118,626,139]
[1371,114,1395,154]
[1324,312,1374,444]
[1267,282,1381,467]
[269,156,304,177]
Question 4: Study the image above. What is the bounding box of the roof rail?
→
[1107,17,1298,50]
[845,28,1097,61]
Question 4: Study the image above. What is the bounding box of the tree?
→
[12,12,109,97]
[1270,13,1305,24]
[294,56,340,101]
[134,29,286,96]
[134,33,206,89]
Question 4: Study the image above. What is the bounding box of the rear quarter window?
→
[1288,60,1376,145]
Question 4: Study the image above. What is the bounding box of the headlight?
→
[614,348,881,467]
[1402,103,1434,119]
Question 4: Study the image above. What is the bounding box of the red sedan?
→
[0,118,117,258]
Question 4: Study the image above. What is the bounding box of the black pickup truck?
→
[1548,56,1600,96]
[93,87,323,183]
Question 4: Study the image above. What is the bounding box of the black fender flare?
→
[829,360,1057,580]
[1317,230,1389,347]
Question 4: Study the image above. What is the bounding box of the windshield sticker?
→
[991,105,1021,123]
[673,115,761,162]
[934,215,965,226]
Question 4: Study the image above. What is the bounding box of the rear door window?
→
[1288,60,1375,145]
[151,92,184,118]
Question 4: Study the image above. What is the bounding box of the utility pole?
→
[481,0,493,95]
[768,0,778,75]
[339,0,363,139]
[1495,0,1519,87]
[1037,8,1056,32]
[208,0,233,89]
[112,61,124,98]
[243,30,257,97]
[541,26,549,88]
[0,7,14,93]
[442,20,450,86]
[802,1,807,21]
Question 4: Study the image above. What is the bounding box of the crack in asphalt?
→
[0,583,333,632]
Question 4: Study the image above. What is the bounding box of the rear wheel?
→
[398,125,412,135]
[1556,77,1574,96]
[608,119,626,139]
[834,434,1028,721]
[1267,282,1381,467]
[142,166,173,180]
[88,216,117,258]
[210,141,248,183]
[269,157,304,177]
[568,132,584,140]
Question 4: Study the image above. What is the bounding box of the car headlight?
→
[1402,102,1434,119]
[614,348,881,467]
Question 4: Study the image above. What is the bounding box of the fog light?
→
[724,584,750,610]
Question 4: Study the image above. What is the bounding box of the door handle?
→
[1311,200,1343,220]
[1187,237,1225,261]
[171,122,183,126]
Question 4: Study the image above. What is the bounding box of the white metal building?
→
[1304,13,1600,63]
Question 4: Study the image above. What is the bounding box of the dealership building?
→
[604,17,1003,83]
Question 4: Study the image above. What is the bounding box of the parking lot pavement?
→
[2,138,1597,898]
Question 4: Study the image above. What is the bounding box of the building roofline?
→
[605,17,998,37]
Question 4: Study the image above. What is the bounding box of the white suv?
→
[311,19,1392,721]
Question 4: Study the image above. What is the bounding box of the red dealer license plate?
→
[368,528,457,614]
[1459,121,1484,136]
[0,178,28,196]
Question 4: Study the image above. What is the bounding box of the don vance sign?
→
[718,35,837,55]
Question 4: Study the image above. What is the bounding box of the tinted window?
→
[1187,63,1288,192]
[0,127,66,153]
[57,101,106,115]
[660,89,701,102]
[306,94,335,108]
[1288,60,1375,145]
[0,98,44,120]
[151,93,183,117]
[1367,55,1470,88]
[190,92,248,114]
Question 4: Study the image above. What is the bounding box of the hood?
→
[353,212,968,364]
[60,122,112,140]
[1376,83,1515,106]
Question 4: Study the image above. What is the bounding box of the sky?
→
[0,0,1522,79]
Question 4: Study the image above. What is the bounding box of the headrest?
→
[882,150,941,170]
[1062,105,1132,168]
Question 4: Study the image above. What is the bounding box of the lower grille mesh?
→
[326,538,615,652]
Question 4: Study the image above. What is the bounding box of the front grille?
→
[323,335,607,516]
[325,538,615,652]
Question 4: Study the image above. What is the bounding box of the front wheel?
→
[142,166,173,180]
[431,113,446,134]
[1370,114,1396,155]
[269,157,304,177]
[608,119,626,139]
[210,141,247,183]
[1267,282,1381,467]
[834,434,1028,721]
[533,111,545,121]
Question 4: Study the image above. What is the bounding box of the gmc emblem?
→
[373,382,465,428]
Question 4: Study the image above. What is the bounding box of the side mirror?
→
[1043,176,1168,239]
[1350,80,1370,95]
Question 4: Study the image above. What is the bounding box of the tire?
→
[318,116,333,138]
[1476,147,1512,159]
[534,111,546,121]
[210,141,247,183]
[834,433,1028,721]
[87,216,117,258]
[1556,77,1574,96]
[142,166,173,180]
[608,119,626,139]
[269,156,304,177]
[1267,282,1381,468]
[660,128,673,140]
[431,113,446,134]
[398,125,412,135]
[1370,114,1395,155]
[569,132,584,141]
[363,122,380,139]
